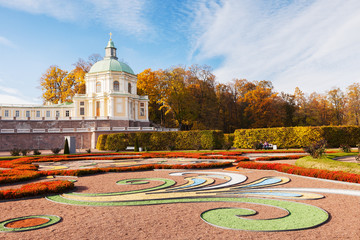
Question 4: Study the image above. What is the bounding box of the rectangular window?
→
[26,110,30,118]
[4,110,9,117]
[65,110,70,117]
[56,111,60,117]
[15,110,20,117]
[36,111,40,118]
[80,107,85,116]
[140,103,145,116]
[46,110,50,118]
[80,101,84,106]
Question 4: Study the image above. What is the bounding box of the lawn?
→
[296,152,360,174]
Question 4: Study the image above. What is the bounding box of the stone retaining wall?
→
[0,119,150,151]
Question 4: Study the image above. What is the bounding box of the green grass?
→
[296,152,360,174]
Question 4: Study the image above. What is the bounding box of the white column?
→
[125,98,129,119]
[110,97,114,118]
[89,100,93,117]
[135,101,138,120]
[100,99,105,117]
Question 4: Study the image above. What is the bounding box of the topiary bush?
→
[51,148,61,154]
[64,139,70,154]
[21,149,30,156]
[33,149,41,155]
[10,148,21,156]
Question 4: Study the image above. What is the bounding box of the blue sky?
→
[1,0,360,104]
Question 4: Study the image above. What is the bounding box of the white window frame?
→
[4,110,9,117]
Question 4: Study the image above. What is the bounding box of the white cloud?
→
[0,85,20,95]
[0,0,150,36]
[190,0,360,94]
[0,36,16,48]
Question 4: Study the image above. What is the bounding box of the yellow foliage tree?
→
[40,65,68,104]
[40,55,96,104]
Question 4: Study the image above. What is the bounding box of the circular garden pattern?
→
[0,215,61,232]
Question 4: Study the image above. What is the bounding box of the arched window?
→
[113,81,119,92]
[96,82,101,93]
[128,83,132,94]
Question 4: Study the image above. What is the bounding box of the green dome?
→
[88,58,135,75]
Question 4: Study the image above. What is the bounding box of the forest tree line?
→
[40,61,360,133]
[137,65,360,132]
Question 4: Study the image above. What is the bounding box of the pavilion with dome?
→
[72,37,149,122]
[0,37,149,124]
[0,36,151,151]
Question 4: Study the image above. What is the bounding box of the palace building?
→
[0,37,149,123]
[0,36,153,150]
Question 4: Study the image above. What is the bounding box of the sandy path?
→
[1,167,360,239]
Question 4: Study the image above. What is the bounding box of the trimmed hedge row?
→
[234,126,360,149]
[97,130,225,151]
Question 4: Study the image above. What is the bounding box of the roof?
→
[106,39,115,48]
[88,58,135,75]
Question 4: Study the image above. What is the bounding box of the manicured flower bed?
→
[236,161,360,183]
[0,150,349,200]
[0,180,74,199]
[254,155,304,161]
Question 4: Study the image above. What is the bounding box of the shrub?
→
[33,149,41,155]
[96,134,108,150]
[105,133,129,151]
[10,148,21,156]
[21,149,30,156]
[64,139,70,154]
[86,149,91,153]
[304,140,327,158]
[340,144,351,153]
[51,148,61,154]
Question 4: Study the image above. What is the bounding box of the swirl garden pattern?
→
[47,171,329,231]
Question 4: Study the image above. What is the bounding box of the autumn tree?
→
[159,67,195,130]
[40,54,100,104]
[40,65,68,104]
[346,83,360,125]
[243,82,285,128]
[137,68,171,126]
[186,65,219,130]
[327,88,347,125]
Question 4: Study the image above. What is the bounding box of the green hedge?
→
[96,134,108,150]
[97,130,224,151]
[234,126,360,149]
[224,134,234,145]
